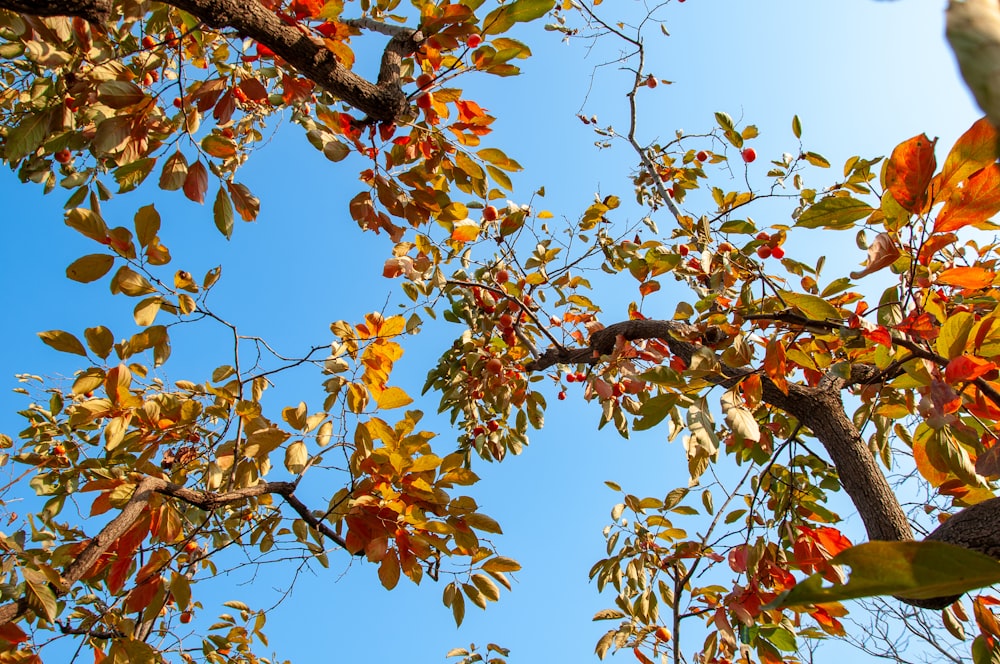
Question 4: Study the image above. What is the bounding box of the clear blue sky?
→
[0,1,984,662]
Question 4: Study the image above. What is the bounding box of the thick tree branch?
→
[0,0,420,122]
[0,475,352,626]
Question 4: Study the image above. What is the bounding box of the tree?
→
[0,0,998,663]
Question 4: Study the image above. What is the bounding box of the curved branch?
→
[0,0,420,122]
[0,475,353,626]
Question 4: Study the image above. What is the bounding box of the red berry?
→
[416,93,432,110]
[141,36,156,49]
[756,245,772,259]
[696,150,708,162]
[172,97,183,108]
[467,33,482,48]
[756,231,769,241]
[416,73,433,90]
[487,420,499,432]
[771,246,785,259]
[678,244,689,256]
[54,149,72,164]
[485,358,503,374]
[575,372,586,382]
[498,313,514,328]
[483,205,499,221]
[558,391,567,400]
[741,147,757,163]
[566,373,576,383]
[495,269,509,284]
[645,74,657,89]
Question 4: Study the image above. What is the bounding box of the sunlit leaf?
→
[884,133,937,214]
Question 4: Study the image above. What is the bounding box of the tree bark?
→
[527,318,1000,608]
[0,0,420,122]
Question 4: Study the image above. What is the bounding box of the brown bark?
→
[0,0,420,122]
[528,318,1000,608]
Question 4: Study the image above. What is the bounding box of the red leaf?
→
[281,74,314,104]
[885,133,937,213]
[182,160,208,204]
[937,265,996,290]
[934,164,1000,233]
[918,232,957,265]
[862,325,892,348]
[945,355,997,384]
[0,622,28,644]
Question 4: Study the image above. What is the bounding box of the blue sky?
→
[0,1,986,662]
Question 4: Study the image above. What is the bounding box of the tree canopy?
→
[2,1,1000,663]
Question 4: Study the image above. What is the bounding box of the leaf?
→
[945,355,997,384]
[4,109,52,162]
[97,80,146,108]
[22,568,58,621]
[796,196,873,230]
[937,266,996,290]
[159,151,188,191]
[934,164,1000,233]
[884,134,937,213]
[228,182,260,221]
[38,330,87,356]
[471,573,500,602]
[721,390,760,443]
[849,232,901,280]
[770,541,1000,607]
[938,117,1000,194]
[284,440,308,474]
[482,0,555,35]
[133,205,160,249]
[778,291,841,321]
[375,386,413,410]
[113,158,155,193]
[183,160,208,204]
[481,556,521,573]
[378,550,401,590]
[85,327,113,358]
[66,254,115,283]
[213,186,234,239]
[65,208,109,242]
[111,266,157,297]
[477,147,523,171]
[201,133,237,159]
[133,297,162,326]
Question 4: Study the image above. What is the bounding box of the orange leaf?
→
[450,219,480,242]
[918,231,957,265]
[281,74,314,104]
[934,164,1000,233]
[945,355,997,384]
[885,133,937,214]
[0,622,28,644]
[937,117,1000,196]
[763,338,789,395]
[937,265,997,290]
[862,325,892,348]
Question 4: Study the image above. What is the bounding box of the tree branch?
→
[0,0,421,122]
[0,475,354,626]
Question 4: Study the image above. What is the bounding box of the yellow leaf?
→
[450,218,480,243]
[376,386,413,410]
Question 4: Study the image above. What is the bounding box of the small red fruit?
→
[756,245,772,259]
[487,420,499,432]
[718,242,734,253]
[557,391,567,400]
[416,93,432,110]
[575,372,586,382]
[141,35,156,49]
[566,373,576,383]
[184,541,199,553]
[741,147,757,163]
[771,246,785,259]
[495,269,509,284]
[54,149,72,164]
[756,231,769,241]
[483,205,499,221]
[654,627,671,642]
[645,74,657,89]
[179,611,192,624]
[52,444,66,456]
[696,150,709,162]
[485,358,503,375]
[416,73,433,90]
[467,33,482,48]
[472,426,486,437]
[172,97,183,108]
[498,313,514,328]
[678,244,689,256]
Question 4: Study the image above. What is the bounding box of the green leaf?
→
[792,115,802,139]
[38,330,87,356]
[66,254,115,283]
[482,0,555,35]
[769,541,1000,607]
[5,109,52,162]
[796,196,874,230]
[113,157,155,193]
[22,568,58,621]
[778,291,842,321]
[937,311,974,360]
[213,186,234,239]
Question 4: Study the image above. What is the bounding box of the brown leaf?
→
[183,160,208,204]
